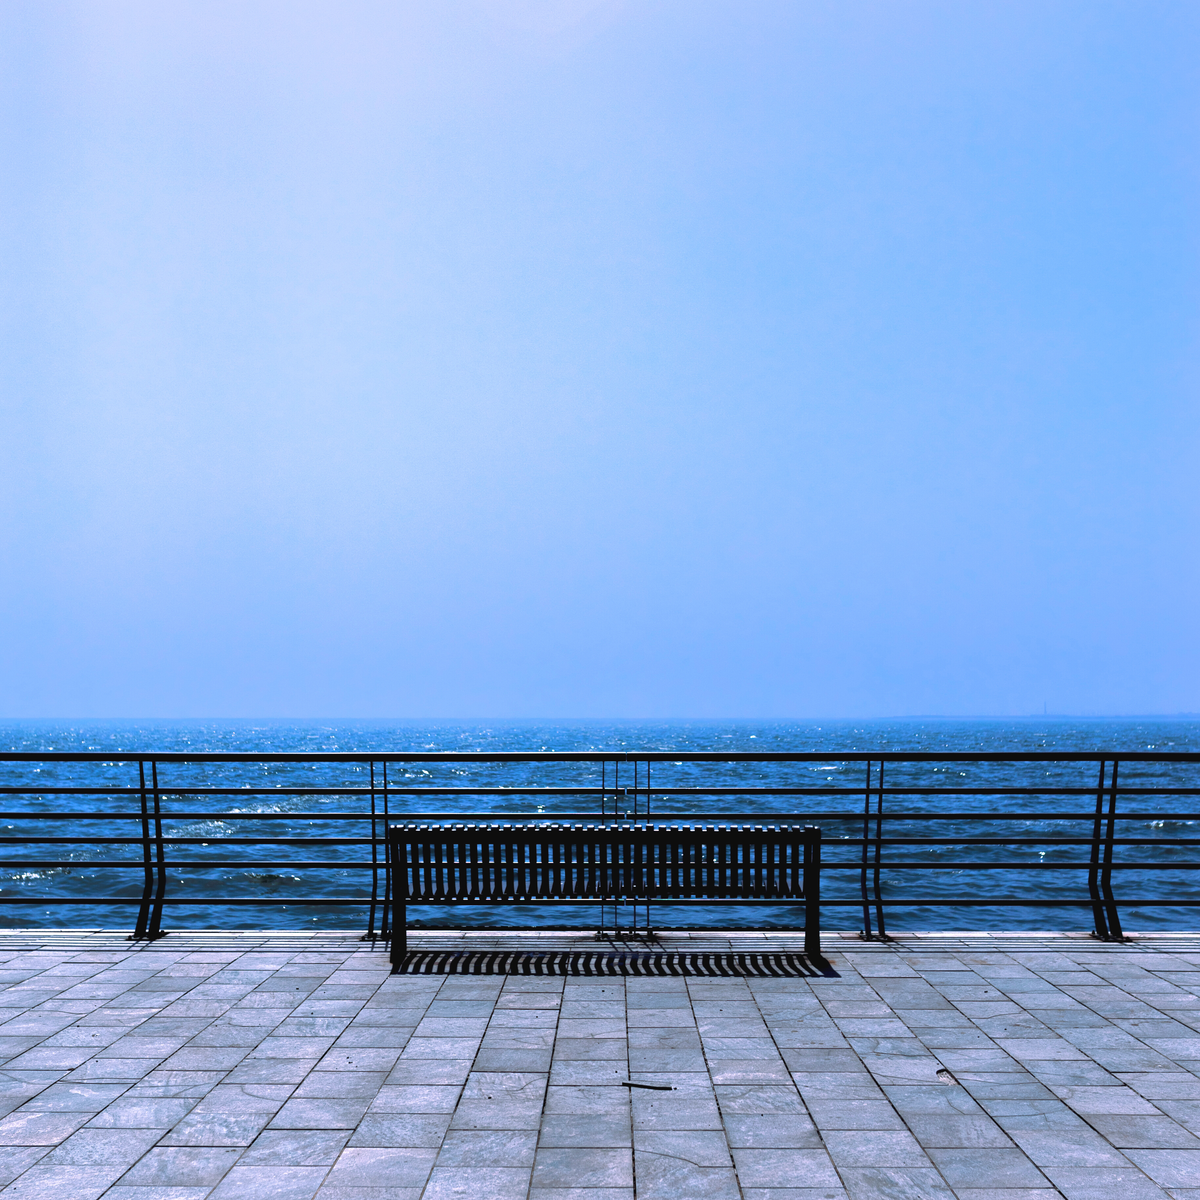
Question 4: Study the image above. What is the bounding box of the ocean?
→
[1,717,1197,933]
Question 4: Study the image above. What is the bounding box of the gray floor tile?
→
[241,1128,351,1164]
[553,1038,628,1061]
[43,1125,163,1166]
[784,1049,867,1072]
[550,1060,630,1086]
[0,1144,51,1185]
[1123,1149,1200,1188]
[708,1059,793,1085]
[1049,1085,1162,1114]
[0,1110,90,1144]
[836,1166,956,1200]
[903,1113,1014,1147]
[160,1111,272,1145]
[435,1129,537,1166]
[275,1018,354,1037]
[635,1129,732,1166]
[225,1058,318,1085]
[423,1165,531,1199]
[315,1049,401,1074]
[128,1070,228,1096]
[160,1047,249,1071]
[384,1058,473,1086]
[63,1058,163,1082]
[537,1114,631,1147]
[1002,1123,1134,1168]
[1042,1166,1172,1200]
[0,1162,125,1199]
[479,1029,557,1053]
[475,1045,555,1072]
[724,1114,822,1148]
[631,1092,722,1130]
[790,1073,884,1099]
[627,1049,706,1072]
[320,1145,437,1188]
[925,1147,1049,1187]
[449,1098,545,1130]
[118,1145,244,1186]
[636,1153,741,1198]
[731,1147,841,1188]
[347,1112,450,1147]
[270,1098,372,1129]
[533,1146,633,1188]
[821,1129,931,1168]
[295,1071,389,1098]
[207,1164,330,1200]
[1089,1115,1200,1148]
[246,1038,336,1061]
[20,1082,129,1111]
[962,1078,1055,1101]
[2,1047,93,1071]
[704,1037,786,1058]
[1122,1075,1200,1101]
[180,1026,264,1048]
[546,1085,631,1116]
[715,1085,807,1114]
[367,1086,462,1114]
[189,1083,294,1114]
[330,1025,413,1049]
[948,1192,1058,1200]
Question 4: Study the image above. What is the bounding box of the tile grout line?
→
[880,945,1066,1200]
[821,950,965,1200]
[527,968,566,1200]
[747,965,830,1200]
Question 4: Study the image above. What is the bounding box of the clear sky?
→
[1,0,1197,718]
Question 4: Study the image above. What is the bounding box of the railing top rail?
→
[0,751,1198,765]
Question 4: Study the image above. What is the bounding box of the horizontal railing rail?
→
[0,750,1196,941]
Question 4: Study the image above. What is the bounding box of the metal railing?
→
[0,750,1196,941]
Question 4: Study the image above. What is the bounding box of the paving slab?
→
[0,929,1199,1197]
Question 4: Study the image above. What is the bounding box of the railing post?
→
[146,760,167,939]
[1089,760,1112,940]
[380,760,391,940]
[1102,759,1125,941]
[389,826,407,970]
[872,761,889,941]
[596,760,619,939]
[365,761,379,941]
[643,761,652,934]
[860,761,874,940]
[131,760,153,940]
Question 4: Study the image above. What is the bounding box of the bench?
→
[386,821,821,966]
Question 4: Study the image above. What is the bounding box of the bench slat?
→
[392,825,814,900]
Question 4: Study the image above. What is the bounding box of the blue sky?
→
[1,0,1197,718]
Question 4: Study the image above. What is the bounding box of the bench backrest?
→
[388,823,819,902]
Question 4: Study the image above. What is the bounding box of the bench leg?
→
[389,904,407,972]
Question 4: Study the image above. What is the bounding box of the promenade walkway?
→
[0,928,1198,1199]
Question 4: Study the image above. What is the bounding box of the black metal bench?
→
[386,821,821,966]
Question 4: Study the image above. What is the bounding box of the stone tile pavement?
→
[0,928,1198,1199]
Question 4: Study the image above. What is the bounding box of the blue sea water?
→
[1,717,1197,933]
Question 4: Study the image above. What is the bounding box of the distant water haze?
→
[1,1,1197,718]
[4,717,1198,757]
